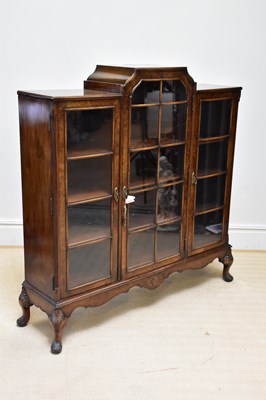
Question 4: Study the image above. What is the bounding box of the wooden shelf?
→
[193,233,222,248]
[67,148,113,160]
[131,100,187,108]
[129,176,156,190]
[159,175,183,185]
[131,102,160,108]
[195,203,224,216]
[130,142,158,152]
[160,140,185,148]
[199,134,230,143]
[68,233,111,249]
[197,169,227,179]
[68,190,112,205]
[128,222,156,234]
[161,100,187,105]
[158,179,183,188]
[157,215,181,226]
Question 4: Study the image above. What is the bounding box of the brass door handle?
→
[113,187,119,202]
[123,186,128,227]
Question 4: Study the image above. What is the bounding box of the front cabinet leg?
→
[219,244,234,282]
[48,309,68,354]
[17,286,32,327]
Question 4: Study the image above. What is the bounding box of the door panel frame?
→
[121,73,195,279]
[55,99,120,298]
[187,90,241,256]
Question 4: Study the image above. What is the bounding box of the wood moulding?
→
[23,244,228,317]
[19,243,233,354]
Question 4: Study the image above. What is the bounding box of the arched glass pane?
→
[131,81,160,104]
[162,80,187,102]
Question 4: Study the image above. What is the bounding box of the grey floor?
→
[1,248,266,400]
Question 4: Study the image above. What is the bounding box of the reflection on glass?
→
[194,210,223,248]
[196,175,226,213]
[129,190,156,230]
[68,199,111,246]
[198,140,228,176]
[159,146,184,183]
[158,183,182,223]
[132,81,160,104]
[200,100,232,138]
[161,104,187,143]
[156,221,181,260]
[67,109,113,157]
[68,156,112,203]
[68,240,111,288]
[131,106,159,148]
[162,80,187,102]
[128,229,155,269]
[130,150,157,188]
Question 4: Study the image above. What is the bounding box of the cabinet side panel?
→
[18,96,54,298]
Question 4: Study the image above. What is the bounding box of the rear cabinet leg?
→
[48,309,68,354]
[17,286,32,327]
[219,244,234,282]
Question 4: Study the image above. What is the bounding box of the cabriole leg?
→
[219,244,234,282]
[17,286,32,327]
[48,309,68,354]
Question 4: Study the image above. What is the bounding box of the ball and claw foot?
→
[49,309,68,355]
[17,286,31,327]
[223,265,234,282]
[219,244,234,282]
[51,340,63,355]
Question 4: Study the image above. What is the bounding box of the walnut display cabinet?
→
[17,65,242,353]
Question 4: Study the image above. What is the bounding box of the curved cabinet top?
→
[84,65,196,95]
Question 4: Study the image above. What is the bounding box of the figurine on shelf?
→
[159,155,174,181]
[158,156,179,222]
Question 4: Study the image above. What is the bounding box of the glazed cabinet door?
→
[121,79,192,278]
[59,101,120,296]
[188,91,240,255]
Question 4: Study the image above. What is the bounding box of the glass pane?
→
[159,146,184,183]
[68,239,111,288]
[158,183,182,223]
[162,80,187,102]
[200,100,232,138]
[156,221,181,260]
[131,81,160,104]
[68,199,111,246]
[194,210,223,248]
[68,156,112,203]
[198,140,228,176]
[128,229,155,269]
[67,109,113,157]
[130,150,157,189]
[196,175,226,213]
[129,190,156,230]
[161,104,187,144]
[131,106,159,148]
